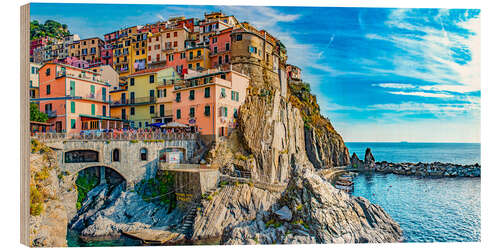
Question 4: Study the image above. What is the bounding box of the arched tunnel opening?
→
[74,166,126,210]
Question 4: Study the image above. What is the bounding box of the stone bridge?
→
[39,135,200,189]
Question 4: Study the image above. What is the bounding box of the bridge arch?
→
[73,165,130,189]
[64,149,99,163]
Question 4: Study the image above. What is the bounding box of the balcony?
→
[130,96,156,105]
[45,110,57,118]
[187,55,203,62]
[162,46,174,52]
[111,99,130,107]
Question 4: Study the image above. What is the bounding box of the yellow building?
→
[113,34,135,79]
[131,32,149,74]
[110,88,129,122]
[186,47,210,71]
[126,67,180,128]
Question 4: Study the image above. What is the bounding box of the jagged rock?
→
[364,148,375,169]
[191,184,280,241]
[69,183,183,238]
[274,206,292,222]
[350,153,363,168]
[221,165,403,244]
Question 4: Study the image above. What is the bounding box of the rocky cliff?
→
[221,165,403,244]
[29,140,77,247]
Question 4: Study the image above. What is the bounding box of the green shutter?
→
[70,101,75,113]
[90,85,95,96]
[102,87,106,101]
[70,81,75,96]
[91,104,95,115]
[71,119,76,129]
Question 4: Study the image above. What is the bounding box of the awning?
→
[162,121,188,128]
[146,122,165,128]
[79,114,125,122]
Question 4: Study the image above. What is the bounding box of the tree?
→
[30,102,48,122]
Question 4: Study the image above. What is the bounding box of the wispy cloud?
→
[387,91,454,98]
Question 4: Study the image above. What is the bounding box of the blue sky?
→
[31,4,481,142]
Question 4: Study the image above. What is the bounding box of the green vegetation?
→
[30,103,48,123]
[265,219,282,228]
[30,20,70,40]
[135,172,176,211]
[288,80,337,135]
[296,204,303,211]
[30,184,44,216]
[234,153,248,161]
[143,139,164,143]
[75,173,99,210]
[292,219,310,230]
[130,140,139,143]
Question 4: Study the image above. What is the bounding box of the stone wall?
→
[58,139,198,188]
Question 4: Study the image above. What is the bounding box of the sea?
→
[346,142,481,242]
[345,142,480,165]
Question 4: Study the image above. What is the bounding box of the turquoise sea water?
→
[348,142,481,242]
[346,142,480,165]
[352,173,480,242]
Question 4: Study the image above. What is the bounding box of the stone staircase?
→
[178,187,218,240]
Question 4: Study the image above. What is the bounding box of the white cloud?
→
[388,91,454,98]
[373,83,416,89]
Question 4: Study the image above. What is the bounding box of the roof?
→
[30,121,53,126]
[127,66,171,77]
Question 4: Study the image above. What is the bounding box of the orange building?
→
[172,68,249,138]
[35,63,125,133]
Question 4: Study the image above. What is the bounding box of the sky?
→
[30,3,481,143]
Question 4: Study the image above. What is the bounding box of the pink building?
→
[286,64,302,81]
[165,51,188,75]
[172,68,249,138]
[35,63,125,134]
[208,27,232,68]
[58,56,89,69]
[101,43,113,66]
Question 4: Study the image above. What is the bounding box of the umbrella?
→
[162,122,188,128]
[147,122,165,128]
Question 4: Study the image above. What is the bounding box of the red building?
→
[209,27,232,68]
[101,43,113,66]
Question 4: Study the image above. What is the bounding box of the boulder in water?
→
[364,148,375,169]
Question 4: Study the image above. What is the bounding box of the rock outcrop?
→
[69,183,183,239]
[221,165,403,244]
[350,152,363,168]
[191,183,280,241]
[364,148,375,169]
[29,141,77,247]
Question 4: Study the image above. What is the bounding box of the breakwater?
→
[372,161,480,177]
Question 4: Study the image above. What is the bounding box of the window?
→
[197,50,201,56]
[176,93,181,102]
[71,119,76,129]
[231,91,235,100]
[225,55,229,63]
[167,33,170,38]
[212,37,217,43]
[70,101,75,113]
[102,105,106,116]
[174,31,177,37]
[225,42,230,51]
[91,104,95,115]
[188,64,192,69]
[130,78,135,86]
[221,88,226,98]
[176,109,181,119]
[112,149,120,162]
[236,92,239,101]
[234,108,238,118]
[204,105,210,116]
[236,34,242,41]
[204,87,210,98]
[130,107,135,115]
[136,51,139,56]
[189,90,195,100]
[214,46,218,54]
[220,106,228,117]
[31,67,35,74]
[231,91,239,101]
[140,148,148,161]
[218,56,222,65]
[45,68,51,76]
[174,41,178,47]
[46,85,51,95]
[149,75,154,83]
[180,52,185,59]
[150,105,155,114]
[189,107,195,117]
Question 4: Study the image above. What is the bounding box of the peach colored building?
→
[172,68,249,138]
[165,50,188,75]
[35,63,125,134]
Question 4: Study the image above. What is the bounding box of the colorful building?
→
[286,64,302,81]
[69,37,105,67]
[147,32,166,69]
[131,33,148,73]
[29,63,41,99]
[34,63,125,134]
[126,67,181,128]
[113,34,134,78]
[172,68,249,138]
[186,46,211,71]
[208,27,232,68]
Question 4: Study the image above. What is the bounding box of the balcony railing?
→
[187,55,203,62]
[32,131,199,141]
[45,110,57,118]
[111,99,130,106]
[130,96,156,105]
[162,46,174,52]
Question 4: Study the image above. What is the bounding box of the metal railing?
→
[32,131,199,141]
[45,110,57,118]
